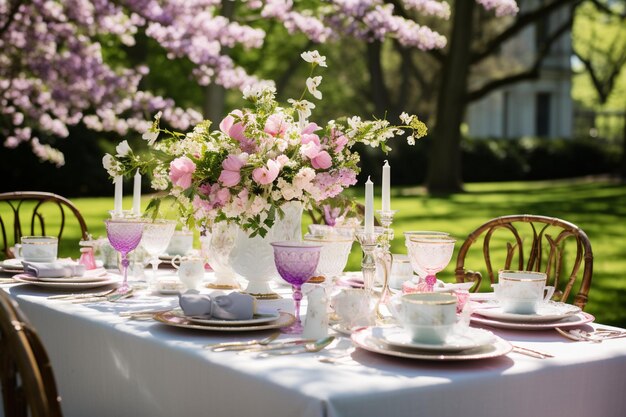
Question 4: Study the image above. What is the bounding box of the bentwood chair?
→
[455,215,593,310]
[0,191,89,259]
[0,291,63,417]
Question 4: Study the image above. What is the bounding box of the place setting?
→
[152,291,295,332]
[350,292,513,361]
[9,235,119,290]
[470,270,594,330]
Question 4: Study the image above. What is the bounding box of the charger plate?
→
[474,301,581,323]
[351,327,512,361]
[13,275,118,289]
[153,310,295,332]
[471,312,594,330]
[169,309,281,326]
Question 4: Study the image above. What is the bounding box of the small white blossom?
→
[400,112,412,124]
[306,76,322,100]
[288,99,315,122]
[301,50,327,67]
[142,130,158,145]
[115,140,131,157]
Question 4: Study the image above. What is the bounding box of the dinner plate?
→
[13,269,110,283]
[174,310,281,326]
[13,275,119,289]
[471,311,595,330]
[370,326,496,352]
[153,310,295,332]
[474,301,581,323]
[351,327,512,361]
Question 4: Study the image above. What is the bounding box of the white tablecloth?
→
[3,274,626,417]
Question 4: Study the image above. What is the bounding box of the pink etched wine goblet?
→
[105,219,144,294]
[406,236,456,292]
[271,241,321,334]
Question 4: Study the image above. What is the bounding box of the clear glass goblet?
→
[404,231,450,280]
[303,234,353,284]
[141,219,176,283]
[271,241,321,334]
[406,236,456,292]
[105,219,144,294]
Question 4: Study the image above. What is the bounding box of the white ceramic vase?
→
[229,202,303,299]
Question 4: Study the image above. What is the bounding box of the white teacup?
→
[331,288,376,329]
[166,231,193,256]
[389,254,414,289]
[389,292,457,344]
[19,236,58,262]
[493,270,555,314]
[171,256,205,290]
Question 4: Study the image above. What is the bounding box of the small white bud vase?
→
[303,285,329,340]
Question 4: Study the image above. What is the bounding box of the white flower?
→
[306,76,322,100]
[301,50,327,67]
[102,154,121,177]
[115,140,131,157]
[407,135,416,145]
[288,99,315,121]
[400,112,412,125]
[142,130,159,146]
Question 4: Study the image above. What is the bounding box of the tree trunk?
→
[425,0,475,194]
[203,0,235,124]
[621,108,626,181]
[367,41,389,117]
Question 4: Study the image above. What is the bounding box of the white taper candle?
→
[365,176,374,235]
[382,160,390,211]
[132,169,141,216]
[114,176,123,215]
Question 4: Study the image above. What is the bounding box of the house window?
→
[536,92,551,137]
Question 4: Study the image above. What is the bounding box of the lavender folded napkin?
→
[179,291,256,320]
[22,261,86,278]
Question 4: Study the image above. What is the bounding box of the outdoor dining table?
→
[2,272,626,417]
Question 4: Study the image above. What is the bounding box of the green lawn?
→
[3,178,625,326]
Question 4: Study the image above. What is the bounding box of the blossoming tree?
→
[1,0,519,169]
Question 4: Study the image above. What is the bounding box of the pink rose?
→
[219,112,256,152]
[219,155,245,187]
[169,157,196,189]
[218,170,241,187]
[219,115,235,134]
[252,159,280,185]
[264,114,287,137]
[301,133,320,146]
[311,150,332,169]
[301,122,321,135]
[301,142,321,159]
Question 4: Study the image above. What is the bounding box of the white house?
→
[467,1,573,139]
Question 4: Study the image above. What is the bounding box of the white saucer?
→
[474,301,581,323]
[371,326,496,352]
[172,310,281,326]
[471,311,595,330]
[1,259,23,268]
[13,275,119,289]
[352,327,512,361]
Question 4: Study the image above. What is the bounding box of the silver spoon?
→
[208,332,280,351]
[259,336,335,357]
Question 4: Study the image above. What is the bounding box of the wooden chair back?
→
[0,191,89,259]
[455,215,593,309]
[0,291,63,417]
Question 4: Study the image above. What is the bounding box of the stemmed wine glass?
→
[404,231,450,280]
[140,219,176,283]
[406,236,456,291]
[271,241,321,334]
[105,219,144,294]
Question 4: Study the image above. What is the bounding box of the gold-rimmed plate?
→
[473,301,581,323]
[471,311,594,330]
[351,327,512,361]
[170,309,281,326]
[13,275,119,289]
[153,310,295,332]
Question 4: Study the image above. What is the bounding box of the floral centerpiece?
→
[103,50,427,238]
